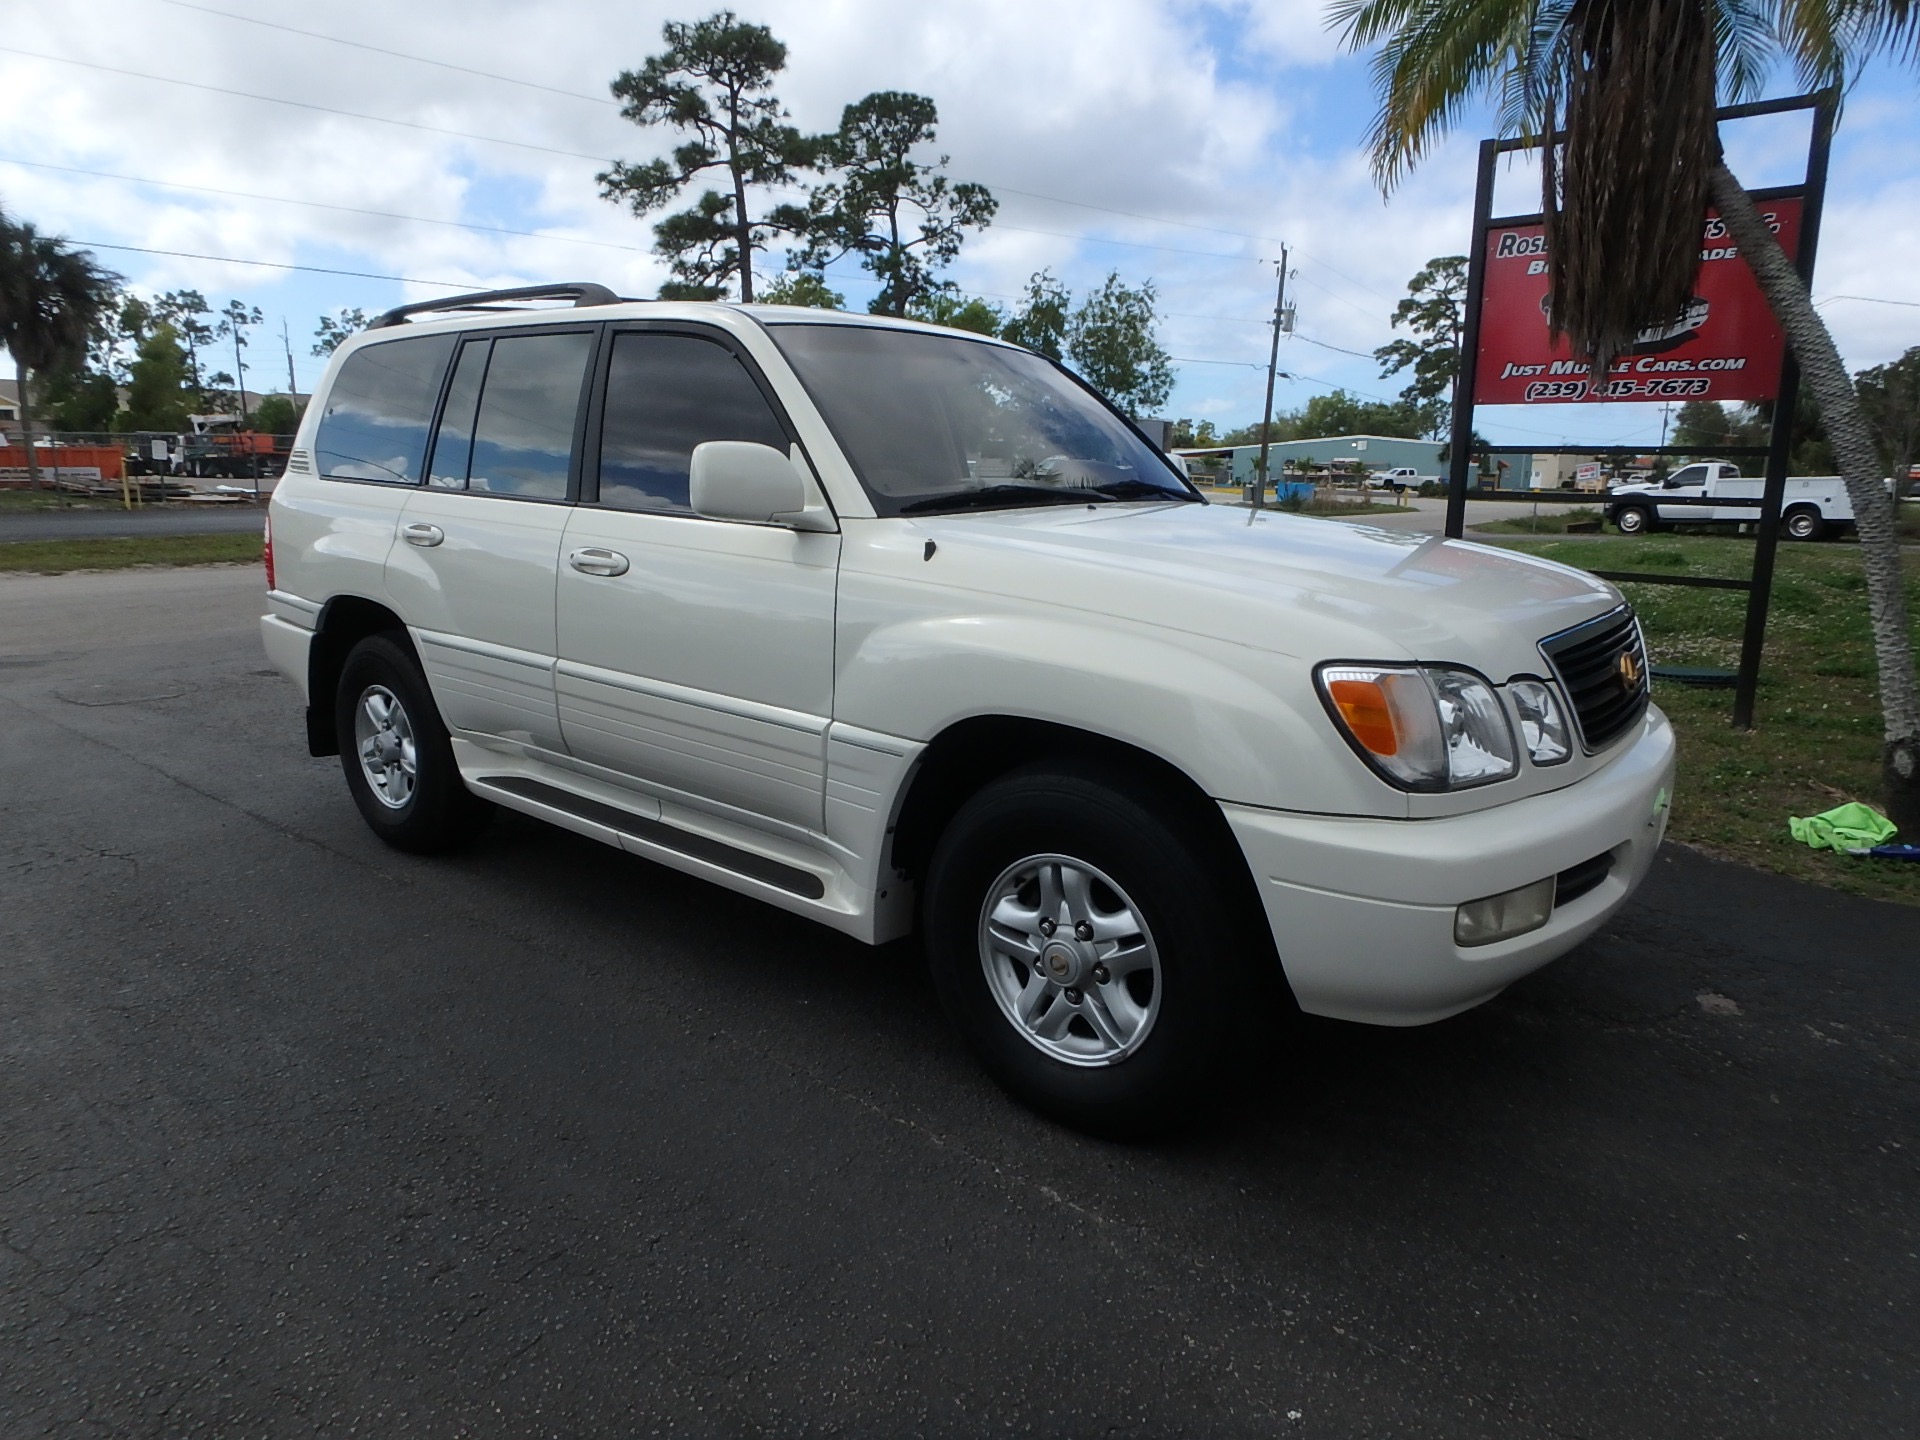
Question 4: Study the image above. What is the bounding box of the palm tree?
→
[0,212,122,490]
[1331,0,1920,832]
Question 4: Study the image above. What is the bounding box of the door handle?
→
[568,547,630,577]
[402,522,444,547]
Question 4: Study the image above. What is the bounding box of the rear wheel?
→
[1783,505,1825,541]
[1614,504,1654,535]
[335,632,492,853]
[922,761,1263,1135]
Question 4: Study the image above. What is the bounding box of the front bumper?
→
[1224,705,1676,1025]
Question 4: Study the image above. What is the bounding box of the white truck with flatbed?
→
[261,283,1675,1133]
[1605,460,1857,540]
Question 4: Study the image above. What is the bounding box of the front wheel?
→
[922,762,1264,1135]
[335,632,492,853]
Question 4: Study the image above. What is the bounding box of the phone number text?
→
[1522,377,1714,402]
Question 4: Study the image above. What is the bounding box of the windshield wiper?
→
[1082,478,1194,502]
[898,484,1103,515]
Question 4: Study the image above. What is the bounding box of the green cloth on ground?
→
[1787,802,1898,853]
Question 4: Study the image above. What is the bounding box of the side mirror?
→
[690,441,835,531]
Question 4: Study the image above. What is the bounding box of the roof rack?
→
[370,283,624,329]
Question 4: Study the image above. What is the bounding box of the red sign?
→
[1473,195,1801,405]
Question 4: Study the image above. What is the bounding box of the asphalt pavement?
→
[0,503,268,542]
[1,565,1914,1438]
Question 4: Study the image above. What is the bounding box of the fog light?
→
[1454,876,1556,947]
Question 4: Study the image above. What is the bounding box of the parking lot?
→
[2,564,1914,1437]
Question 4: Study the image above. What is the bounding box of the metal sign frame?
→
[1444,90,1837,728]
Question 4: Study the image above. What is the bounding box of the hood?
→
[913,501,1623,677]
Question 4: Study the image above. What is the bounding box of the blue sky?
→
[2,0,1914,449]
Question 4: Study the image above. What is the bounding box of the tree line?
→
[595,10,1178,415]
[0,207,384,455]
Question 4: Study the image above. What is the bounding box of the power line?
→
[110,1,1428,320]
[0,156,653,254]
[0,45,612,163]
[1291,331,1382,360]
[78,11,1333,267]
[993,221,1258,263]
[130,0,1302,256]
[70,239,477,289]
[24,19,1415,314]
[1817,293,1920,308]
[63,238,1656,447]
[152,0,618,105]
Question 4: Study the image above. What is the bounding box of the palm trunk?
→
[1709,161,1920,834]
[15,361,43,491]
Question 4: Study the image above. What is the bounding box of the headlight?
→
[1509,680,1572,765]
[1317,663,1517,791]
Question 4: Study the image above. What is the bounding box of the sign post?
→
[1445,90,1836,729]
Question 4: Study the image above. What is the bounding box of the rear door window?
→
[594,331,790,513]
[314,334,455,484]
[456,332,594,500]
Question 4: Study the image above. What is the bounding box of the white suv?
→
[262,284,1675,1132]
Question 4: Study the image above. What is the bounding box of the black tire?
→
[922,760,1263,1136]
[334,632,493,853]
[1783,505,1825,542]
[1614,505,1654,535]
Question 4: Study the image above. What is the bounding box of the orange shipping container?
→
[0,443,126,481]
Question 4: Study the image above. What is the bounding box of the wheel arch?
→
[305,594,415,756]
[887,714,1287,993]
[1781,502,1825,540]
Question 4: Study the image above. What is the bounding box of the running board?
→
[474,774,827,900]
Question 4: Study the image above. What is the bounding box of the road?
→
[1,566,1913,1438]
[0,503,267,542]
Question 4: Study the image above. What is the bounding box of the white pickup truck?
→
[1605,461,1856,540]
[1367,466,1435,492]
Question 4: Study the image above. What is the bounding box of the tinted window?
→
[462,332,592,500]
[596,332,789,513]
[767,324,1188,515]
[315,335,455,484]
[427,339,489,489]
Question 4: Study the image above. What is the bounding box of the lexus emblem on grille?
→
[1617,649,1642,690]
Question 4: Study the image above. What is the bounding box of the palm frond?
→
[1330,0,1538,188]
[1710,0,1776,99]
[1540,0,1721,374]
[1777,0,1920,88]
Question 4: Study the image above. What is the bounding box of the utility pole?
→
[1253,246,1291,511]
[231,326,249,426]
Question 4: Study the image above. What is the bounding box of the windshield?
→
[765,323,1195,516]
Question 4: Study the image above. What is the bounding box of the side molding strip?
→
[477,774,827,900]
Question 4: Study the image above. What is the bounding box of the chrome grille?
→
[1539,606,1650,753]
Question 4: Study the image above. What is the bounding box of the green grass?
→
[0,488,120,512]
[0,533,263,574]
[1472,506,1606,535]
[1490,532,1920,905]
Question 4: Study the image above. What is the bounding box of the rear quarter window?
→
[314,335,456,484]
